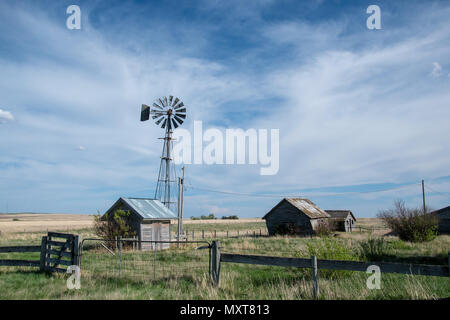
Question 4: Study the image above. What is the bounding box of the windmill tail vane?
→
[140,96,186,210]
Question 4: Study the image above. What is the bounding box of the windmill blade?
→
[163,96,168,106]
[172,118,179,128]
[174,102,184,110]
[161,118,167,128]
[155,117,165,125]
[141,104,150,121]
[174,115,184,124]
[169,96,173,106]
[175,113,186,119]
[152,103,163,110]
[158,98,166,107]
[176,108,186,113]
[152,115,163,121]
[172,97,180,107]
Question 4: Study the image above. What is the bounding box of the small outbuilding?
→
[263,198,330,236]
[429,205,450,235]
[325,210,356,232]
[104,197,177,250]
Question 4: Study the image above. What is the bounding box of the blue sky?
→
[0,0,449,217]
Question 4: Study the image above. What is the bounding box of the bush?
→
[93,209,136,241]
[221,215,239,220]
[358,237,392,261]
[301,238,358,279]
[315,220,336,237]
[377,200,438,242]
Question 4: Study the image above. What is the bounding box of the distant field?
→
[0,213,385,234]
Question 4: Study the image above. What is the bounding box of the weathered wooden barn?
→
[104,197,177,250]
[263,198,331,236]
[325,210,356,232]
[429,205,450,235]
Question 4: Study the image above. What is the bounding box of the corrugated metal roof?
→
[122,198,177,219]
[263,198,330,219]
[284,198,330,219]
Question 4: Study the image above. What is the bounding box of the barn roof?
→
[105,197,177,220]
[429,206,450,214]
[263,198,330,219]
[325,210,357,221]
[429,206,450,217]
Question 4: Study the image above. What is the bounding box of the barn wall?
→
[265,201,313,235]
[437,209,450,234]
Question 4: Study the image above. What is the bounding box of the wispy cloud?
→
[0,109,14,123]
[0,0,449,216]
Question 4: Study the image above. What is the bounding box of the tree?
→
[93,209,136,240]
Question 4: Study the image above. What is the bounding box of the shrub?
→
[315,220,336,237]
[377,200,438,242]
[93,209,136,241]
[221,215,239,220]
[301,238,358,279]
[358,237,392,261]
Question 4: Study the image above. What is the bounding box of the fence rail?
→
[220,253,450,277]
[0,232,78,272]
[212,241,450,298]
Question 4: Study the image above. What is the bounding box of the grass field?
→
[0,216,449,300]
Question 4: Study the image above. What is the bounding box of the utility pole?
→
[422,179,426,214]
[177,167,186,244]
[177,177,181,246]
[180,166,185,237]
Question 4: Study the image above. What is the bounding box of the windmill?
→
[140,96,186,211]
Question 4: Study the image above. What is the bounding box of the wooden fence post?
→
[312,256,319,299]
[73,235,80,266]
[118,237,122,278]
[39,236,47,272]
[448,252,450,276]
[214,230,217,238]
[192,231,194,240]
[202,230,204,239]
[211,241,221,286]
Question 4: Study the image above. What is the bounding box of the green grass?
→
[0,228,449,300]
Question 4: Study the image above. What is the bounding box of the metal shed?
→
[263,198,330,236]
[325,210,356,232]
[429,206,450,235]
[103,197,177,250]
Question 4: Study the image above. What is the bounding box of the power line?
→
[425,185,450,200]
[185,181,422,198]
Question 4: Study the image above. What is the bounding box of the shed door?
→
[141,224,153,250]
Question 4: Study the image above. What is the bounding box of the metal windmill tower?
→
[140,96,186,210]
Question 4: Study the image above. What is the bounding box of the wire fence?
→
[79,239,211,285]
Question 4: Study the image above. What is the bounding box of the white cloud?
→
[0,109,14,123]
[431,62,442,77]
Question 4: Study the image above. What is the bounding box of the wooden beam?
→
[221,253,311,268]
[0,260,40,267]
[0,246,41,253]
[220,253,449,277]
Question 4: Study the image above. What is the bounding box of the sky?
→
[0,0,449,218]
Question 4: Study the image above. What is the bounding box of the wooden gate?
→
[41,232,80,273]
